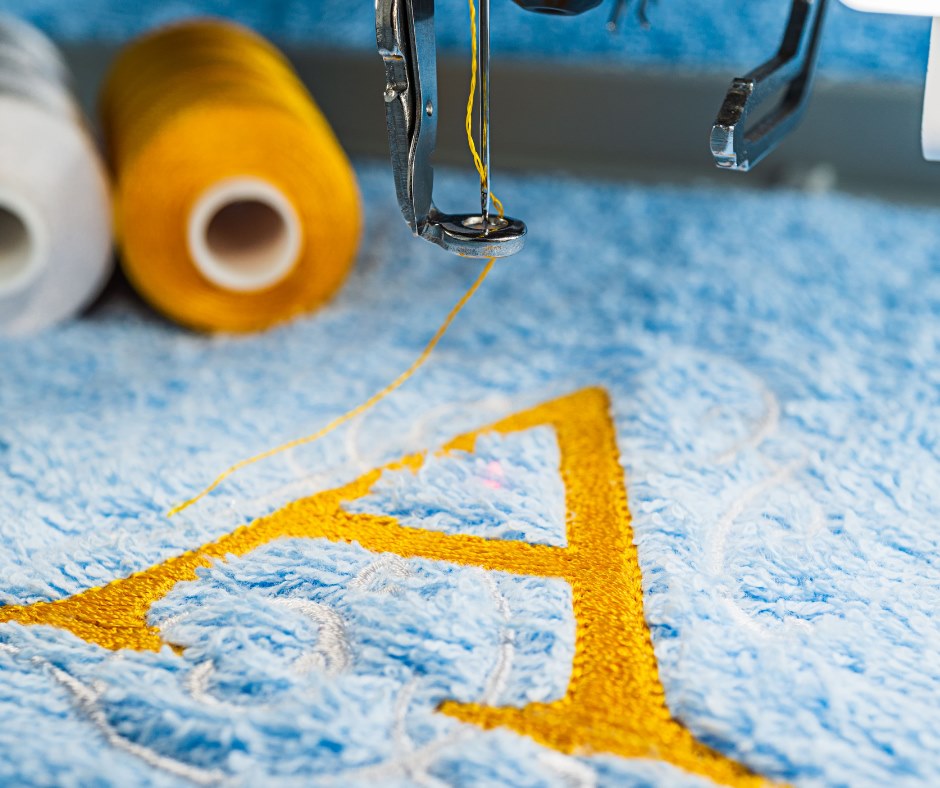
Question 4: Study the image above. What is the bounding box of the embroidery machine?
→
[375,0,940,257]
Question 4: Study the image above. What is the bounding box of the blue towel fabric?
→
[6,0,932,83]
[1,162,939,786]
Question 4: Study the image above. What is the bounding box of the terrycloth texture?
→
[1,161,940,786]
[7,0,932,83]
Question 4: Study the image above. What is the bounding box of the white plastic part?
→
[841,0,940,14]
[187,177,303,293]
[0,193,46,298]
[840,0,940,162]
[924,18,940,160]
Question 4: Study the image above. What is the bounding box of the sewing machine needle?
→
[480,0,491,226]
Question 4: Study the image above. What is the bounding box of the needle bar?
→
[479,0,491,224]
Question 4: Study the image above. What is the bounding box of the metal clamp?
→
[376,0,526,258]
[710,0,829,172]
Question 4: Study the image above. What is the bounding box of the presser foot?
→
[711,0,829,172]
[376,0,527,259]
[420,213,527,258]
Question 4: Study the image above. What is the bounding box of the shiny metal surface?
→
[511,0,604,14]
[606,0,651,32]
[375,0,526,257]
[710,0,829,172]
[480,0,491,224]
[425,212,527,257]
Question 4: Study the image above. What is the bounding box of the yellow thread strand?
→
[466,0,504,219]
[168,258,495,516]
[3,388,775,787]
[169,11,510,516]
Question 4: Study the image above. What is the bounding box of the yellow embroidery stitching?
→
[0,388,771,787]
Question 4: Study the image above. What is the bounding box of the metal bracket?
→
[710,0,829,172]
[376,0,526,257]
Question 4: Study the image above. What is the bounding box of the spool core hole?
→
[188,178,303,292]
[0,205,34,292]
[205,199,291,283]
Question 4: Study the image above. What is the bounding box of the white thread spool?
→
[0,16,112,335]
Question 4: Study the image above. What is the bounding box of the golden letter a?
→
[0,388,772,787]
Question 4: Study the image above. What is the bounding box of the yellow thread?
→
[101,20,362,332]
[2,389,774,787]
[167,258,494,516]
[466,0,505,219]
[168,8,506,514]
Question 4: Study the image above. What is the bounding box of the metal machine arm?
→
[375,0,527,257]
[375,0,834,256]
[710,0,830,172]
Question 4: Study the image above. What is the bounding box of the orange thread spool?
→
[101,19,361,332]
